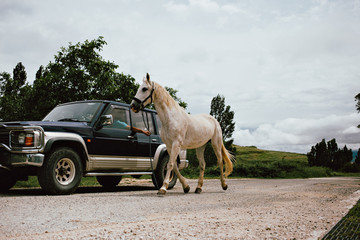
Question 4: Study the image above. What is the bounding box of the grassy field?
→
[14,145,359,188]
[232,146,330,178]
[182,145,359,179]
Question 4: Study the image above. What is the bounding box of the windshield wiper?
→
[58,118,81,122]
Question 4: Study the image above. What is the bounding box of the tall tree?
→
[356,93,360,128]
[210,94,235,141]
[355,149,360,166]
[30,36,139,120]
[0,63,32,121]
[0,37,188,122]
[307,138,353,171]
[203,94,236,166]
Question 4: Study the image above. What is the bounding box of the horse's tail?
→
[221,143,234,177]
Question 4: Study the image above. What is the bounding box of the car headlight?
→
[10,130,42,148]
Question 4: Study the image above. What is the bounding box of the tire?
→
[0,168,17,192]
[38,147,83,195]
[96,176,122,188]
[152,154,177,190]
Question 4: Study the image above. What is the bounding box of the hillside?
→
[235,145,307,162]
[230,146,319,178]
[183,145,338,178]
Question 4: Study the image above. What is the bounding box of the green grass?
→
[13,146,360,188]
[14,175,101,189]
[14,176,40,188]
[231,146,326,178]
[183,146,360,179]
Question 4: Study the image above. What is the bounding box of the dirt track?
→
[0,177,359,239]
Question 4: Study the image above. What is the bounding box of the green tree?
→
[327,138,338,168]
[0,37,187,122]
[333,145,352,171]
[307,138,353,171]
[30,36,139,120]
[307,146,317,167]
[210,94,235,141]
[0,62,32,121]
[354,149,360,172]
[203,94,236,166]
[308,139,330,167]
[356,93,360,128]
[355,149,360,165]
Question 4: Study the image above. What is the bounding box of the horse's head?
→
[130,73,155,113]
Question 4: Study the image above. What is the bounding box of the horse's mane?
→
[154,82,183,111]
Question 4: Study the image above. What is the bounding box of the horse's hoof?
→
[183,185,190,193]
[195,188,202,194]
[222,184,228,191]
[157,189,167,195]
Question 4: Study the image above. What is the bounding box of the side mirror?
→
[96,115,113,130]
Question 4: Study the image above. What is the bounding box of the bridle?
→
[132,82,155,110]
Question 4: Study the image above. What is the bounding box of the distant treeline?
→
[307,138,360,172]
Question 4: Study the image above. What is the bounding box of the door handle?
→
[152,139,158,142]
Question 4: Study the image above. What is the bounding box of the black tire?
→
[0,168,17,192]
[152,154,177,190]
[96,176,122,188]
[38,147,83,195]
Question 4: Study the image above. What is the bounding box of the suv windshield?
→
[43,102,102,123]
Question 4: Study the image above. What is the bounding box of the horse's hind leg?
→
[195,144,206,194]
[211,140,228,190]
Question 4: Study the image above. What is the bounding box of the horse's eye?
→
[142,87,148,92]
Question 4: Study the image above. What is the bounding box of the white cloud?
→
[1,0,360,154]
[343,126,360,135]
[234,113,360,153]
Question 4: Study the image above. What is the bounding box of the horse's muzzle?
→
[130,100,141,113]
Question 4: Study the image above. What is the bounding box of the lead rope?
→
[141,110,159,189]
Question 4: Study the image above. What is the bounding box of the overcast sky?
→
[1,0,360,153]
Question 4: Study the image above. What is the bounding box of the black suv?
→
[0,100,188,194]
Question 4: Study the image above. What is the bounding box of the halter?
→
[132,82,155,110]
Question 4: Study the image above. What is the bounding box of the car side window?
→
[103,105,130,130]
[130,111,155,135]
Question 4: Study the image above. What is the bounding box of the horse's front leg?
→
[158,142,188,195]
[172,163,190,193]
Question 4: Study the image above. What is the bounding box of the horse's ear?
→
[146,73,150,83]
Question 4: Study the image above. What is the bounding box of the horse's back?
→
[188,113,218,128]
[181,114,221,149]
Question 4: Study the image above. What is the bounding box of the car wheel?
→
[0,168,17,192]
[38,147,83,195]
[96,176,122,188]
[152,154,177,190]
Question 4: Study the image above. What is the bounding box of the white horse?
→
[130,73,234,195]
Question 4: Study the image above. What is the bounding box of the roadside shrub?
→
[342,162,360,173]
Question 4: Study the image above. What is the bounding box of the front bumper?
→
[0,151,44,167]
[0,125,45,167]
[10,153,44,167]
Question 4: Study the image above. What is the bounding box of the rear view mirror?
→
[96,115,113,130]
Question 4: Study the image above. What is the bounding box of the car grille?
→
[0,131,9,145]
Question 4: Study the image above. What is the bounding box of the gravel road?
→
[1,177,359,240]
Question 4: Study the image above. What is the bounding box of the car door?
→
[130,110,161,157]
[92,104,136,157]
